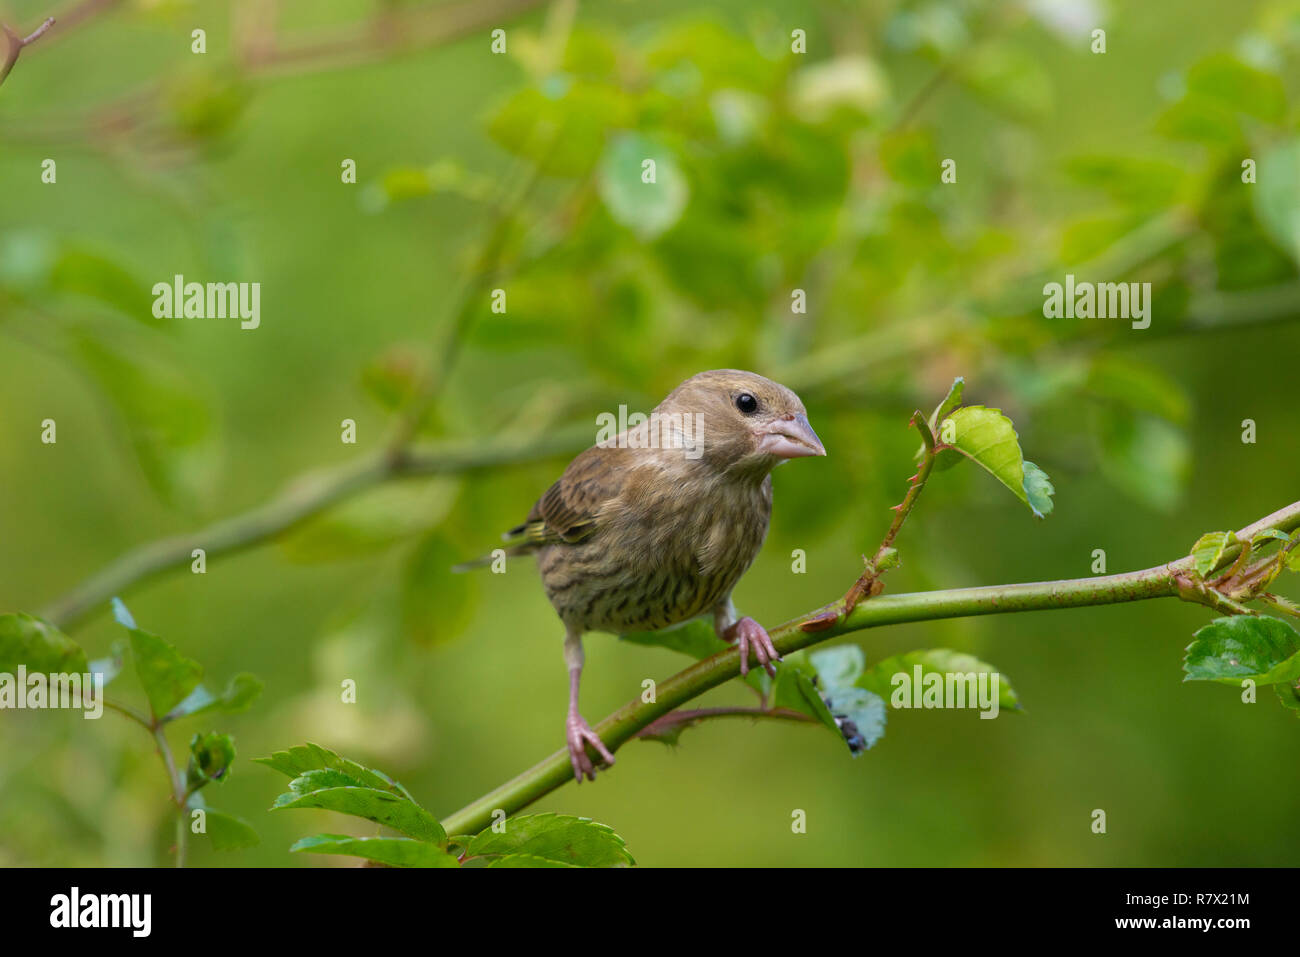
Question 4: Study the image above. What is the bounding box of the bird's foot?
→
[724,616,781,677]
[565,712,615,783]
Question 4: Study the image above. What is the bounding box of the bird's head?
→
[654,369,826,478]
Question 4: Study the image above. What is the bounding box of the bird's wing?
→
[505,445,626,548]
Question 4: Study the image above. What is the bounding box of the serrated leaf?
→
[255,743,408,797]
[273,784,445,844]
[127,628,203,720]
[919,376,965,462]
[467,813,634,867]
[809,645,866,686]
[0,614,88,675]
[290,834,459,868]
[1183,615,1300,685]
[857,649,1021,712]
[487,853,579,868]
[203,808,260,851]
[1190,531,1236,578]
[808,645,886,752]
[939,406,1054,517]
[1275,681,1300,714]
[1260,594,1300,619]
[288,768,369,792]
[170,672,263,719]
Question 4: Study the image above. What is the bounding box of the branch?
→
[438,499,1300,837]
[842,410,939,613]
[40,426,592,630]
[0,16,55,88]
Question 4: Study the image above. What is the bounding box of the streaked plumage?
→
[463,370,826,780]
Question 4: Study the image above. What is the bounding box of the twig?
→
[634,706,814,741]
[841,411,941,614]
[438,499,1300,836]
[150,724,188,867]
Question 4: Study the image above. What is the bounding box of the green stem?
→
[439,499,1300,837]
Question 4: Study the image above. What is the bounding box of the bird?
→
[457,370,826,782]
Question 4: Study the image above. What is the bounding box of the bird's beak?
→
[757,413,826,459]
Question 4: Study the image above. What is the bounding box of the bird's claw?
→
[725,616,781,677]
[565,713,615,783]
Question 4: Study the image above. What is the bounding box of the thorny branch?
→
[438,499,1300,837]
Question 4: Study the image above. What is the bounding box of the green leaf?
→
[857,649,1021,712]
[1183,615,1300,685]
[809,645,887,752]
[487,854,579,868]
[290,834,459,868]
[50,245,156,324]
[1255,138,1300,267]
[1260,594,1300,619]
[287,768,369,792]
[203,808,261,851]
[255,743,411,798]
[597,133,690,241]
[187,731,236,788]
[1185,54,1286,122]
[929,376,965,430]
[1190,531,1237,578]
[127,628,203,720]
[467,813,634,867]
[939,406,1055,517]
[0,614,88,675]
[771,651,842,734]
[809,645,866,686]
[273,783,445,844]
[171,672,263,719]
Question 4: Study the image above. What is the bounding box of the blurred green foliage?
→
[2,0,1300,866]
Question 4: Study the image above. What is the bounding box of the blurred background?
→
[2,0,1299,866]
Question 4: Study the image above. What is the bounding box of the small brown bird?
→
[461,370,825,781]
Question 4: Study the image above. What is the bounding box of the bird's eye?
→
[735,392,759,415]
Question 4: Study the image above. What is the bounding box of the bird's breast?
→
[538,473,772,634]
